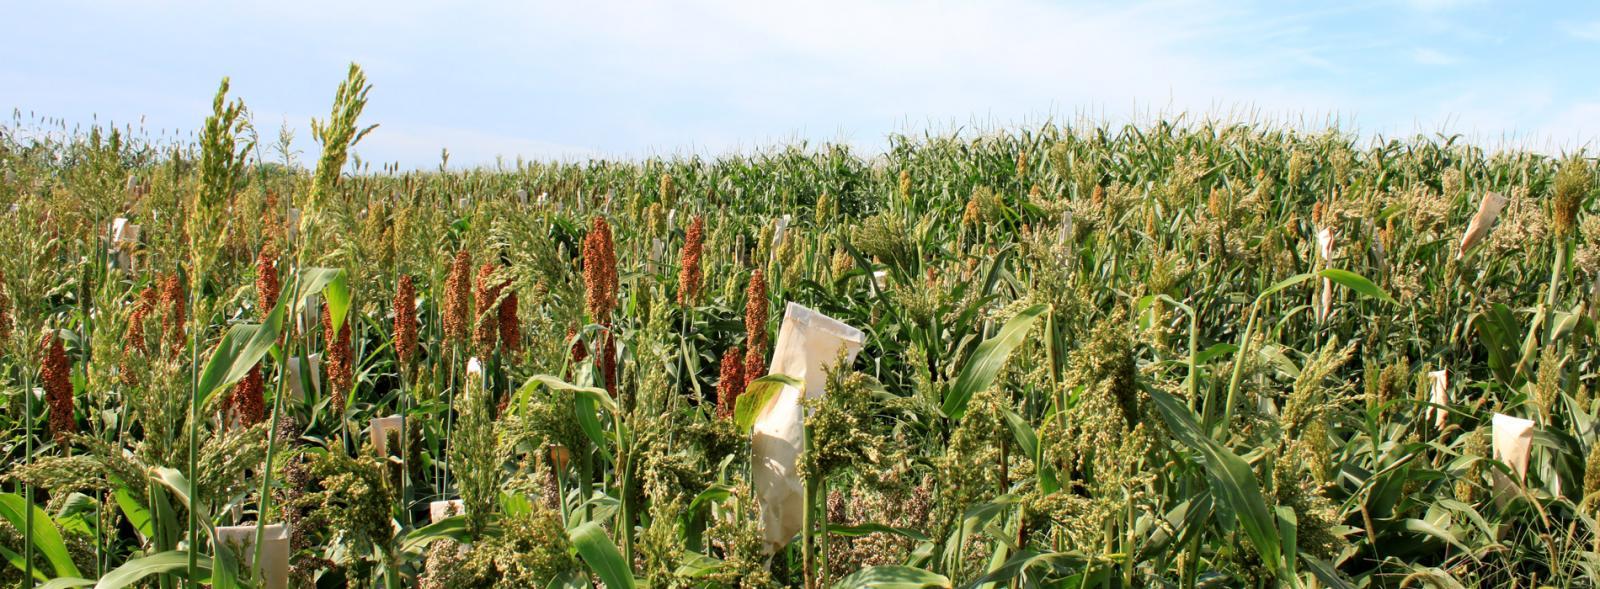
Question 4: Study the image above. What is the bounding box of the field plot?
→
[1,66,1599,587]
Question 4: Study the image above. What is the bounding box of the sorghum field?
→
[1,65,1598,589]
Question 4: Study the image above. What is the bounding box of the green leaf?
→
[0,492,83,578]
[733,374,804,431]
[942,303,1049,419]
[114,488,153,541]
[521,373,619,462]
[570,521,635,589]
[36,578,94,589]
[298,267,351,339]
[196,302,285,407]
[1147,388,1286,582]
[1318,268,1395,305]
[1256,272,1317,301]
[1001,407,1037,460]
[824,522,931,542]
[400,515,470,553]
[832,565,951,589]
[524,373,617,414]
[94,550,209,589]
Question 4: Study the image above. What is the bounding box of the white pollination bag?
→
[1491,413,1534,482]
[369,415,403,456]
[751,303,865,553]
[430,499,465,523]
[1457,191,1507,259]
[215,523,289,589]
[1426,370,1449,429]
[1314,227,1334,323]
[285,353,323,400]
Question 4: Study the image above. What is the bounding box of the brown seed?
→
[40,331,75,444]
[743,343,766,394]
[717,346,744,419]
[678,216,705,306]
[322,303,352,413]
[394,275,418,368]
[583,217,618,321]
[745,270,768,352]
[159,271,186,359]
[498,287,519,356]
[443,249,472,343]
[473,263,502,357]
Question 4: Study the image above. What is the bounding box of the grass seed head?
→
[443,249,473,343]
[678,215,704,305]
[40,331,75,444]
[394,275,418,368]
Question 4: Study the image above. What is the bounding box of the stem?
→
[186,268,204,589]
[23,366,34,585]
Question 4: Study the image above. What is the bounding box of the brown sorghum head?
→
[743,343,766,394]
[745,269,768,351]
[567,325,586,361]
[443,249,473,344]
[474,263,502,357]
[394,275,418,369]
[0,270,11,346]
[159,271,186,358]
[322,303,352,413]
[40,331,75,444]
[678,216,705,306]
[256,252,280,319]
[231,364,265,426]
[498,286,520,357]
[717,346,744,419]
[583,216,618,321]
[600,328,618,398]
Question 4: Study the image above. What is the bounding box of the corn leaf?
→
[942,303,1049,420]
[570,521,635,589]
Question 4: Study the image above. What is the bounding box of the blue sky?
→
[6,0,1600,168]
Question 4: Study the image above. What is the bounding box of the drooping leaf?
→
[0,492,82,578]
[1319,268,1395,305]
[733,373,804,432]
[832,565,951,589]
[570,521,635,589]
[93,550,209,589]
[1147,388,1285,582]
[942,303,1049,419]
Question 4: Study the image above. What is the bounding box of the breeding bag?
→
[1457,191,1507,258]
[369,415,403,456]
[215,523,289,589]
[751,302,865,553]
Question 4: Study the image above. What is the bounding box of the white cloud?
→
[1411,48,1460,65]
[1561,20,1600,41]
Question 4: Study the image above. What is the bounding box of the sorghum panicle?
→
[498,286,519,356]
[678,216,705,305]
[742,343,766,394]
[394,275,418,368]
[323,303,353,413]
[473,263,502,357]
[0,270,12,345]
[583,216,618,321]
[159,271,186,358]
[744,269,768,350]
[231,364,265,426]
[717,346,744,419]
[41,331,75,444]
[256,251,280,317]
[600,328,618,398]
[443,249,473,343]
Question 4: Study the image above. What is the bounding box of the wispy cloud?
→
[1561,19,1600,41]
[1411,48,1460,65]
[6,0,1599,165]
